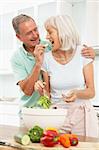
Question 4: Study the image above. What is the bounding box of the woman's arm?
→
[63,63,95,102]
[76,62,95,99]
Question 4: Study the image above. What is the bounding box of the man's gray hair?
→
[45,15,80,51]
[12,14,35,34]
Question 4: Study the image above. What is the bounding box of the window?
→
[0,0,57,74]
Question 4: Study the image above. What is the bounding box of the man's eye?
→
[26,32,31,35]
[34,28,38,32]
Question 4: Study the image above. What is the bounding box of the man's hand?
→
[81,44,95,59]
[34,80,46,95]
[33,44,46,65]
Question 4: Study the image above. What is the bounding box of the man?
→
[11,14,95,107]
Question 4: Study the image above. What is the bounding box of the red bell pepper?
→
[43,130,59,137]
[59,133,78,148]
[69,137,78,146]
[41,135,59,147]
[40,130,59,147]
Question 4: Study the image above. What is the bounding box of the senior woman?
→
[35,15,98,137]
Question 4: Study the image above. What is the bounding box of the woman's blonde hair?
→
[44,15,80,51]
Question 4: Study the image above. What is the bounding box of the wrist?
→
[73,89,79,99]
[35,62,42,67]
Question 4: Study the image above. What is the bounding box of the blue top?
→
[11,40,51,107]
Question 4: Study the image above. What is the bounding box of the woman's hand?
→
[34,80,46,95]
[62,90,77,103]
[81,45,95,59]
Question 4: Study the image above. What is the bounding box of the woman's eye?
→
[49,32,52,34]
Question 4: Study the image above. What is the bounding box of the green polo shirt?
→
[11,40,51,107]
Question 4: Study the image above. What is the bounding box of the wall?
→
[0,74,19,98]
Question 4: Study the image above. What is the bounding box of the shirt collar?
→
[22,44,33,57]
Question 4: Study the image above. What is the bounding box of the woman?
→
[35,15,98,137]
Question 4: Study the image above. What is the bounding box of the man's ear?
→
[16,33,21,41]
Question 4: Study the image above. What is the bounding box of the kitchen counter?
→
[0,125,99,150]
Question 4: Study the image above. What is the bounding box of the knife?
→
[0,141,34,150]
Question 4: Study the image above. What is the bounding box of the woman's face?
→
[46,25,61,51]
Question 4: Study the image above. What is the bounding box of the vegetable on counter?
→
[59,133,79,148]
[28,125,43,143]
[59,134,71,148]
[70,136,78,146]
[40,129,59,147]
[14,133,30,145]
[37,95,51,109]
[14,125,79,148]
[43,129,59,137]
[45,127,58,133]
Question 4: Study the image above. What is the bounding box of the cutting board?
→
[8,140,99,150]
[24,142,99,150]
[0,146,19,150]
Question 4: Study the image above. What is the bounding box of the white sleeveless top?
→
[42,45,92,106]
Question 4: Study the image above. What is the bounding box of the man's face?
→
[17,19,40,48]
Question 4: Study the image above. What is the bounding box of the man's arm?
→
[18,44,45,96]
[18,63,42,96]
[81,45,95,59]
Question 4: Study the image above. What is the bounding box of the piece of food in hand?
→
[14,133,30,145]
[65,91,73,98]
[41,129,59,147]
[37,95,51,109]
[28,125,43,143]
[43,43,48,48]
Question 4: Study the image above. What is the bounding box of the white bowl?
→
[21,108,67,129]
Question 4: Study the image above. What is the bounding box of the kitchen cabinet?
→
[0,100,20,126]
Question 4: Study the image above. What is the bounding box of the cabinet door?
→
[0,102,20,126]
